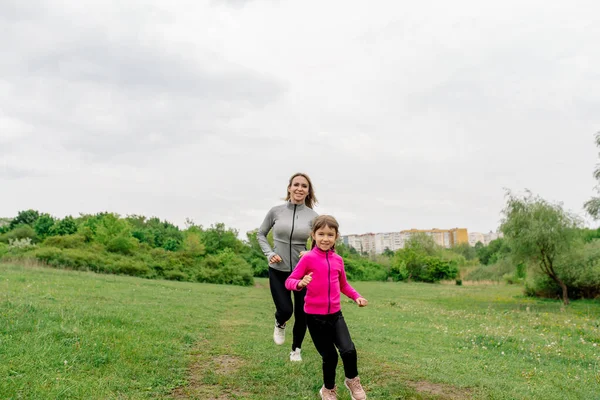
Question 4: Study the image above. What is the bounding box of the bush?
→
[244,252,269,277]
[9,238,35,248]
[110,258,150,277]
[197,249,254,286]
[465,258,515,281]
[43,234,87,249]
[33,247,103,271]
[418,256,459,283]
[0,242,9,257]
[0,225,38,244]
[163,238,180,252]
[106,235,138,255]
[164,270,188,281]
[389,259,409,282]
[343,257,388,281]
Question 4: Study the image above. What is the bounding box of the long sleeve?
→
[285,255,308,291]
[257,208,276,261]
[339,261,361,301]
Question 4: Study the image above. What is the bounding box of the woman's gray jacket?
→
[257,202,318,272]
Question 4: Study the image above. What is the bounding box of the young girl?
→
[285,215,368,400]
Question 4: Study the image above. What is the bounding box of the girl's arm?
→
[285,256,309,291]
[339,259,361,301]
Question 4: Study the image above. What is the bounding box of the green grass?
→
[1,263,599,399]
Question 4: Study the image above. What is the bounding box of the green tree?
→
[500,191,581,305]
[584,132,600,219]
[182,231,206,258]
[405,233,439,256]
[476,238,510,265]
[451,243,477,261]
[382,247,395,257]
[52,216,78,236]
[34,214,56,239]
[10,209,40,229]
[201,223,243,254]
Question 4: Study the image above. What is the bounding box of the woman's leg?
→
[291,288,307,350]
[268,268,293,326]
[307,314,338,389]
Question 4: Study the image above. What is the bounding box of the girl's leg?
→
[291,288,307,350]
[268,268,293,325]
[332,313,358,379]
[306,314,338,389]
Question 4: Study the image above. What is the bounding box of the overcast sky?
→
[1,0,598,238]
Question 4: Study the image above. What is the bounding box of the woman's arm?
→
[257,208,276,261]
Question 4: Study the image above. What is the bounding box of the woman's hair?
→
[310,215,340,250]
[285,172,318,209]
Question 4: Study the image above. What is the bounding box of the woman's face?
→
[288,175,310,205]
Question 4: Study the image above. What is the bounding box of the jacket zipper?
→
[326,251,331,314]
[289,204,297,272]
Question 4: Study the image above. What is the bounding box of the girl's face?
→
[312,225,338,251]
[288,176,310,205]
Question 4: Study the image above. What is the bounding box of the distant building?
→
[468,232,485,246]
[401,228,468,248]
[342,227,469,254]
[468,231,503,246]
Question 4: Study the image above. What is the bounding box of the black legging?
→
[269,267,307,350]
[306,311,358,390]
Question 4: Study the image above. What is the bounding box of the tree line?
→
[0,208,469,287]
[1,134,598,300]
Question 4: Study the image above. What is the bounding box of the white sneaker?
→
[273,322,286,345]
[289,347,302,362]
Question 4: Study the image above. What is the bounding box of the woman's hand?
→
[355,297,368,307]
[297,272,313,289]
[270,254,282,263]
[299,251,307,258]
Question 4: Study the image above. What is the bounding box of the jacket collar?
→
[286,201,306,211]
[312,246,335,256]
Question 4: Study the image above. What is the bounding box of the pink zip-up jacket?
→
[285,247,361,315]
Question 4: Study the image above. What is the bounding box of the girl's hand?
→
[299,251,307,258]
[356,297,368,307]
[270,254,282,263]
[298,272,313,289]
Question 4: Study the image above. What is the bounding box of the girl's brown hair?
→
[285,172,318,209]
[310,215,340,250]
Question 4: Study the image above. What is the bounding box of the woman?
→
[257,172,319,362]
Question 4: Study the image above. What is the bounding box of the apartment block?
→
[342,227,468,254]
[468,232,485,246]
[468,231,503,246]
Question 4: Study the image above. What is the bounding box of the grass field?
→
[1,262,599,399]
